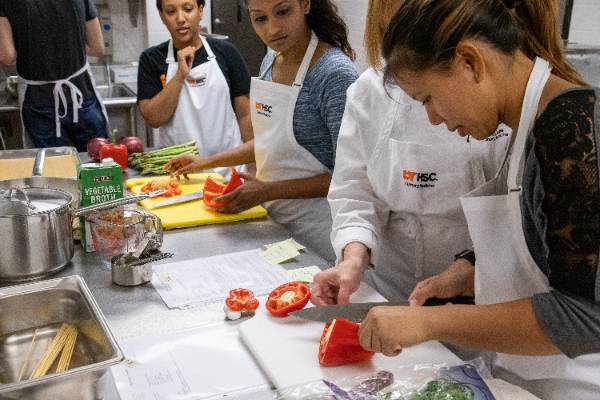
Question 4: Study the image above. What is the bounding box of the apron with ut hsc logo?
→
[161,35,244,179]
[460,57,600,400]
[250,32,335,262]
[363,82,509,301]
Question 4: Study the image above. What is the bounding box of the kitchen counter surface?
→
[51,173,332,399]
[2,164,460,399]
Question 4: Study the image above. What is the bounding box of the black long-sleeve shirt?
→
[523,87,600,358]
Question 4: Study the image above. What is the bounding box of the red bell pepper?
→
[224,288,259,320]
[225,288,259,312]
[99,129,128,170]
[203,168,243,209]
[266,281,311,317]
[318,318,374,366]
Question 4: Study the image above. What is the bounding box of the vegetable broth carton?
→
[78,159,123,252]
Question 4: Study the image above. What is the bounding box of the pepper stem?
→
[111,128,119,144]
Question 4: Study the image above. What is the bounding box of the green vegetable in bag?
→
[410,379,475,400]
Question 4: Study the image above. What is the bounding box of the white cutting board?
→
[239,283,460,390]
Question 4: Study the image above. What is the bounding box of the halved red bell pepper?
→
[225,288,259,312]
[266,281,311,317]
[319,318,374,366]
[203,168,243,209]
[224,288,259,320]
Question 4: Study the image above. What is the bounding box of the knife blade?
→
[290,301,405,323]
[148,191,203,209]
[289,296,474,323]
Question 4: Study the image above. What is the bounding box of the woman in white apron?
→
[357,1,600,399]
[312,0,509,305]
[0,0,109,150]
[138,0,252,179]
[166,0,359,261]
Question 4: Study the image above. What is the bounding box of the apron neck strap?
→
[199,35,216,60]
[292,32,319,88]
[507,57,552,190]
[166,39,176,64]
[166,35,214,64]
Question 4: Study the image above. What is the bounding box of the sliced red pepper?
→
[224,168,243,192]
[319,318,374,366]
[266,281,311,317]
[203,190,228,209]
[140,182,153,193]
[225,288,259,312]
[203,168,244,209]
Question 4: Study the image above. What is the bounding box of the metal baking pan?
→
[0,146,81,164]
[0,275,123,399]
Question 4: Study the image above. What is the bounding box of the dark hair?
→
[156,0,205,11]
[245,0,355,60]
[306,0,355,60]
[382,0,585,85]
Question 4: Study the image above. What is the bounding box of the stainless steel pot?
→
[0,187,150,282]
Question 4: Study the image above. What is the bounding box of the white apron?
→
[250,32,335,262]
[363,86,509,301]
[161,36,243,179]
[460,57,600,399]
[18,62,109,148]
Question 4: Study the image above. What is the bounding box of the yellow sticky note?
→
[261,242,300,265]
[265,238,306,251]
[288,266,322,283]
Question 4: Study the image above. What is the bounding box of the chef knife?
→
[148,191,204,209]
[290,296,474,323]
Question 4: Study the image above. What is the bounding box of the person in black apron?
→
[0,0,109,150]
[357,1,600,399]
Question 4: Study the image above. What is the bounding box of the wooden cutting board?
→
[239,283,460,390]
[126,173,267,230]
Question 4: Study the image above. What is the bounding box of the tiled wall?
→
[569,0,600,47]
[145,0,212,47]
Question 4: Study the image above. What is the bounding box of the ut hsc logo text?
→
[255,102,273,117]
[403,170,438,188]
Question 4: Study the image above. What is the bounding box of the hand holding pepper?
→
[358,305,432,357]
[215,172,270,214]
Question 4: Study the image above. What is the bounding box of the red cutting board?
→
[126,173,267,230]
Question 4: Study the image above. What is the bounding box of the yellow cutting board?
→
[126,173,267,230]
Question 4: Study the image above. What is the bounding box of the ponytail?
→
[364,0,399,70]
[307,0,355,60]
[510,0,585,85]
[383,0,586,86]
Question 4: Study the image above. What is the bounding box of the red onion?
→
[118,136,145,155]
[87,137,111,160]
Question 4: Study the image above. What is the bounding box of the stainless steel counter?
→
[51,216,327,399]
[55,219,329,341]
